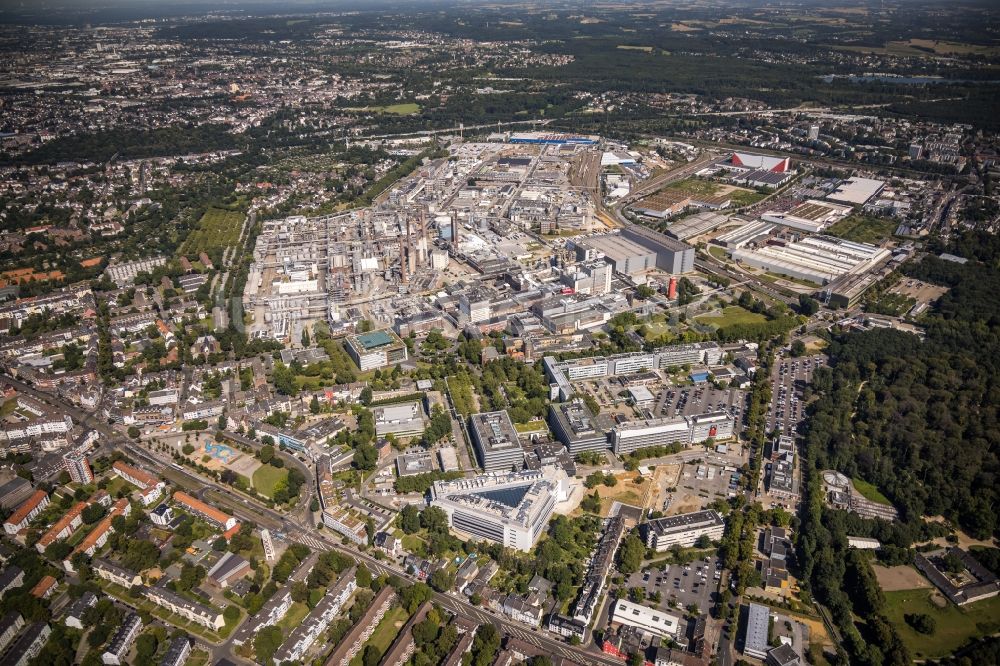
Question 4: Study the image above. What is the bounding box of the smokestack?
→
[668,277,678,300]
[451,214,459,251]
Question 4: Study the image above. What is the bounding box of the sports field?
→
[182,207,243,255]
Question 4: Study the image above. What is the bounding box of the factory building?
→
[643,510,726,551]
[344,329,408,371]
[429,470,566,551]
[731,235,891,285]
[825,177,885,206]
[761,200,852,234]
[469,411,524,472]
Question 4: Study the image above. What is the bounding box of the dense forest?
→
[796,230,1000,665]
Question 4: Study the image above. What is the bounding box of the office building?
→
[643,510,726,551]
[63,450,94,484]
[622,225,695,274]
[548,401,609,454]
[1,622,49,666]
[102,613,142,665]
[0,478,34,511]
[430,470,565,551]
[610,599,681,639]
[612,411,735,455]
[344,329,408,371]
[743,603,771,659]
[469,411,524,472]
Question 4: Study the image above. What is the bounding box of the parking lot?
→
[623,553,723,619]
[767,354,825,436]
[658,386,747,421]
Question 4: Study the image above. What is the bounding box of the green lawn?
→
[514,420,547,433]
[852,477,891,505]
[708,245,729,261]
[252,465,289,498]
[277,601,309,632]
[0,399,16,417]
[883,588,1000,660]
[825,214,896,244]
[350,605,409,666]
[695,306,767,328]
[181,207,244,255]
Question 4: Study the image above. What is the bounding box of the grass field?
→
[617,45,653,52]
[347,103,420,115]
[884,588,1000,660]
[825,214,896,244]
[182,207,243,255]
[252,465,289,498]
[729,188,766,208]
[663,177,720,196]
[278,601,309,632]
[852,477,892,505]
[695,306,768,328]
[350,605,409,666]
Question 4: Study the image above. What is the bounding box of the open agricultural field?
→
[182,207,243,255]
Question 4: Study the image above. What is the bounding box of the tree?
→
[362,645,383,666]
[629,652,645,666]
[790,340,807,357]
[429,568,454,592]
[695,534,713,549]
[401,505,421,534]
[353,443,378,471]
[904,613,936,635]
[224,605,240,623]
[254,625,284,664]
[259,445,274,465]
[618,534,645,574]
[127,426,140,439]
[310,395,320,414]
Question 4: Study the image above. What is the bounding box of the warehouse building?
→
[725,152,791,174]
[826,177,885,206]
[469,411,524,472]
[345,329,408,371]
[622,225,695,274]
[430,470,566,551]
[643,510,726,551]
[575,234,657,276]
